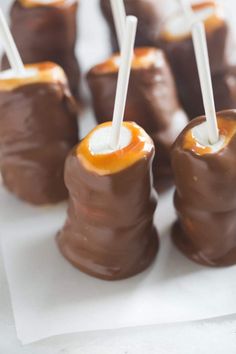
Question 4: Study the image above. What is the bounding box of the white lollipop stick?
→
[178,0,219,144]
[191,22,218,144]
[177,0,195,20]
[109,16,137,150]
[110,0,126,50]
[0,8,25,75]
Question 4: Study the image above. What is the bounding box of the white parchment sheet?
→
[1,183,236,344]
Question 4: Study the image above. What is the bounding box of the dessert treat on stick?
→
[172,110,236,266]
[0,62,78,205]
[87,47,188,190]
[170,5,235,266]
[160,1,231,119]
[88,0,188,190]
[0,13,78,205]
[57,121,159,280]
[1,0,81,100]
[58,17,159,280]
[100,0,162,51]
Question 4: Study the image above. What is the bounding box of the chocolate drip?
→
[57,124,159,280]
[0,80,78,205]
[100,0,161,51]
[1,0,80,100]
[87,48,188,191]
[171,110,236,266]
[160,3,233,119]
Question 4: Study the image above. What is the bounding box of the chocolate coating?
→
[160,3,231,119]
[1,0,80,100]
[212,66,236,111]
[100,0,162,51]
[171,110,236,266]
[87,48,188,191]
[0,77,78,205]
[176,63,236,121]
[57,124,159,280]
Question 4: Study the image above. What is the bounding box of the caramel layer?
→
[162,1,225,42]
[76,121,154,175]
[0,62,67,91]
[18,0,74,8]
[90,47,160,75]
[183,116,236,155]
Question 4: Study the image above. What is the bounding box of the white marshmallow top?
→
[0,67,38,79]
[89,125,132,155]
[165,6,215,37]
[191,121,225,153]
[113,50,162,69]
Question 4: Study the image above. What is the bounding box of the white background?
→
[0,0,236,353]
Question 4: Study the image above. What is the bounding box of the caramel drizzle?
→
[90,47,160,75]
[183,117,236,155]
[76,122,154,175]
[0,62,67,91]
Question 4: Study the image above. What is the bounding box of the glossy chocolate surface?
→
[171,110,236,266]
[212,66,236,111]
[87,48,188,191]
[57,122,159,280]
[100,0,162,51]
[0,66,78,205]
[160,2,231,119]
[1,0,80,99]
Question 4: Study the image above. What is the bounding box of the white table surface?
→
[1,0,236,353]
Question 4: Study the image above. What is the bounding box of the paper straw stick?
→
[191,22,218,144]
[177,0,194,20]
[110,0,126,50]
[0,8,25,75]
[178,0,219,144]
[109,16,137,150]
